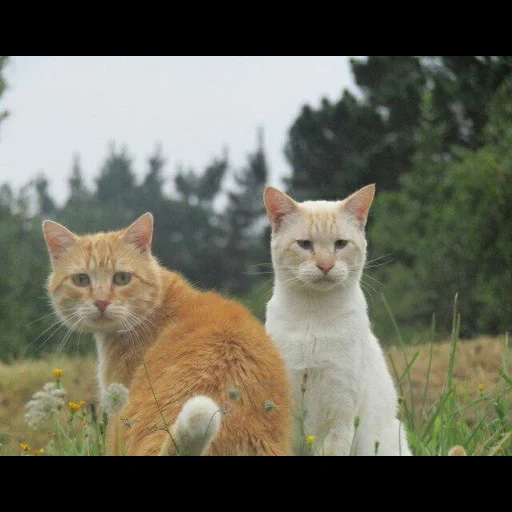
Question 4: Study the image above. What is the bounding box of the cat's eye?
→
[113,272,132,286]
[72,273,90,287]
[335,239,349,250]
[297,240,313,251]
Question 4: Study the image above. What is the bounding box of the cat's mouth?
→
[310,275,340,289]
[84,312,119,331]
[95,315,114,322]
[313,275,336,284]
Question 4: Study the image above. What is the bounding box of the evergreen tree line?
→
[285,56,512,342]
[1,56,511,360]
[0,137,270,360]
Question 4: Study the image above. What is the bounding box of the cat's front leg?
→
[322,421,357,456]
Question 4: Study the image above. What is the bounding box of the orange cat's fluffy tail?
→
[158,396,221,456]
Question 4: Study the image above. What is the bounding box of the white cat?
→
[264,184,411,456]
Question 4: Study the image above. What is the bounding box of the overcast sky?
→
[0,56,358,205]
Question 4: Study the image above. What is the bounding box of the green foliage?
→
[2,56,512,361]
[5,314,511,456]
[175,152,227,205]
[388,304,512,457]
[285,56,511,202]
[0,130,271,360]
[426,56,512,150]
[221,129,270,295]
[369,76,512,340]
[0,185,66,359]
[285,90,388,200]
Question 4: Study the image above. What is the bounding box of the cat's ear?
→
[343,184,375,229]
[121,212,153,255]
[42,220,79,264]
[264,186,298,232]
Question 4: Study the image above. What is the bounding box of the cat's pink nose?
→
[95,300,111,313]
[317,262,334,275]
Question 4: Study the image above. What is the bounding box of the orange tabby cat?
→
[43,213,292,455]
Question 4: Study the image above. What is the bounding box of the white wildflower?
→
[102,383,129,416]
[25,381,66,427]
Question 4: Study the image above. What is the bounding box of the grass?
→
[389,333,511,455]
[386,295,511,456]
[0,356,98,456]
[1,325,511,455]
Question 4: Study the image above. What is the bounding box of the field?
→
[0,334,510,456]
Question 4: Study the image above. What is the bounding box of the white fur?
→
[170,396,221,456]
[265,190,411,456]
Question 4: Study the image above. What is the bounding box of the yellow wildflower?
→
[53,368,63,380]
[20,443,30,453]
[68,401,83,413]
[32,448,44,456]
[306,435,316,446]
[478,383,485,392]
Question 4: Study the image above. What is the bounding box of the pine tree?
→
[95,143,137,229]
[140,145,166,205]
[285,56,512,201]
[34,173,56,217]
[68,154,90,203]
[169,152,228,290]
[222,128,269,295]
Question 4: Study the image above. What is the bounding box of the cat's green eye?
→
[72,273,90,287]
[335,239,349,250]
[297,240,313,251]
[113,272,132,286]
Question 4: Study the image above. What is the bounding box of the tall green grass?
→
[5,294,511,456]
[387,294,511,456]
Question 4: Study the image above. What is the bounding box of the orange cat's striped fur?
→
[43,213,292,455]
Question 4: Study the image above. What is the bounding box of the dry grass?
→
[388,334,510,424]
[0,335,509,455]
[0,356,96,456]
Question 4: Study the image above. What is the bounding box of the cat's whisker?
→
[247,262,273,269]
[30,323,68,357]
[124,308,158,335]
[256,275,274,288]
[242,270,275,275]
[361,272,384,287]
[257,286,277,304]
[364,253,396,266]
[25,309,69,327]
[24,306,77,330]
[54,313,84,360]
[26,317,70,350]
[28,308,84,356]
[243,262,275,276]
[359,281,379,304]
[363,262,393,269]
[74,324,84,354]
[360,280,379,296]
[122,311,154,347]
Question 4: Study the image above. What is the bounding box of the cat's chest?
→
[266,315,360,371]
